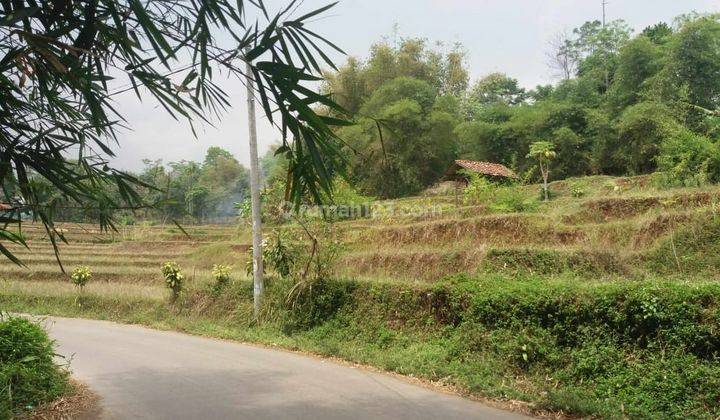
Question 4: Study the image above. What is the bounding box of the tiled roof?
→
[452,160,518,178]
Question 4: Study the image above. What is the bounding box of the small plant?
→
[161,262,184,302]
[247,231,297,278]
[461,170,495,205]
[211,264,232,294]
[70,265,92,290]
[569,181,585,198]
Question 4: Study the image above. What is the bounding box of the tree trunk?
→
[245,51,264,320]
[540,161,549,201]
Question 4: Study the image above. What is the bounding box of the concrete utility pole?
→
[244,50,264,320]
[602,0,608,27]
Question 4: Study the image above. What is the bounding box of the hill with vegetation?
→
[3,175,720,418]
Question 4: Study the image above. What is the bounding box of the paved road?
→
[39,316,530,420]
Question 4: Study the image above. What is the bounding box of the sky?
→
[111,0,720,172]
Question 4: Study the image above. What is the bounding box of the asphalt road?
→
[39,316,530,420]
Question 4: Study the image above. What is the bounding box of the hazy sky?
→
[111,0,720,171]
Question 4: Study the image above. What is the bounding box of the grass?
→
[0,316,71,418]
[4,274,720,419]
[3,174,720,418]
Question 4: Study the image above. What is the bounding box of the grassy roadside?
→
[4,274,720,419]
[0,315,73,419]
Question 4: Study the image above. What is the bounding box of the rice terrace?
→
[3,0,720,419]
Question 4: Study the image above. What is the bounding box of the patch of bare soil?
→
[19,380,101,420]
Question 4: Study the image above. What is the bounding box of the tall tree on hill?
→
[0,1,348,265]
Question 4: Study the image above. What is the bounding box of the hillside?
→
[334,175,720,282]
[4,174,720,286]
[3,176,720,418]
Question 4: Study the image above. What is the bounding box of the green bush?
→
[161,262,184,302]
[493,187,536,212]
[282,278,357,333]
[656,127,720,187]
[70,265,92,290]
[0,316,69,417]
[211,264,232,294]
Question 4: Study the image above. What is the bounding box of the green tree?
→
[616,102,677,174]
[641,22,674,44]
[608,36,663,111]
[669,15,720,125]
[527,141,556,201]
[470,73,527,106]
[344,77,459,197]
[199,147,249,219]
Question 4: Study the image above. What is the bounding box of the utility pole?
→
[601,0,609,89]
[244,49,264,320]
[602,0,608,27]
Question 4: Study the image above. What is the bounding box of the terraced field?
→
[333,176,720,282]
[0,223,249,301]
[2,174,719,294]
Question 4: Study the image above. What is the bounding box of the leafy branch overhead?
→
[0,0,349,265]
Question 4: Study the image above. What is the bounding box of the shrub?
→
[70,266,92,290]
[211,264,232,294]
[656,127,720,187]
[264,232,296,278]
[161,262,184,302]
[568,181,586,198]
[0,316,69,417]
[462,170,495,204]
[493,187,536,212]
[246,232,298,279]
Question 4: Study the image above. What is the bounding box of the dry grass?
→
[18,380,101,420]
[0,280,166,300]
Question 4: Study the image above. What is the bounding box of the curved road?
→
[40,316,529,420]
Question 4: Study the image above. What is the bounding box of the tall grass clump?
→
[0,316,69,418]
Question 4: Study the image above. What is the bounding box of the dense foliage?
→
[326,14,720,198]
[0,316,68,417]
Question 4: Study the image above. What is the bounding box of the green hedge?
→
[0,316,69,418]
[272,276,720,418]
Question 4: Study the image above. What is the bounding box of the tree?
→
[341,77,459,198]
[199,148,249,219]
[670,16,720,112]
[641,22,673,44]
[0,0,348,264]
[565,20,633,90]
[607,36,663,111]
[324,36,470,118]
[527,141,556,201]
[470,73,527,106]
[547,31,579,80]
[616,102,677,174]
